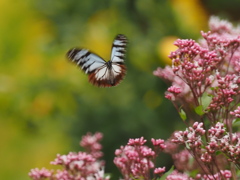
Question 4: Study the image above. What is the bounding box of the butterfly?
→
[67,34,128,87]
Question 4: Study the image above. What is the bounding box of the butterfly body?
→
[67,34,127,87]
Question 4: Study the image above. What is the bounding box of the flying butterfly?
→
[67,34,128,87]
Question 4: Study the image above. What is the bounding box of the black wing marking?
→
[110,34,128,63]
[67,48,106,74]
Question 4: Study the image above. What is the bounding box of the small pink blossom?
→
[154,167,165,175]
[167,86,182,94]
[165,93,176,101]
[128,137,147,146]
[54,170,72,180]
[28,168,53,180]
[141,146,155,157]
[151,138,166,151]
[208,122,225,137]
[166,170,192,180]
[172,122,205,148]
[200,152,212,163]
[80,132,103,159]
[221,170,232,178]
[153,66,175,81]
[172,150,193,171]
[230,106,240,118]
[201,170,232,180]
[154,66,191,100]
[163,136,179,154]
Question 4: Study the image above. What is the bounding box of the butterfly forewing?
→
[111,34,128,63]
[67,48,106,73]
[67,34,127,87]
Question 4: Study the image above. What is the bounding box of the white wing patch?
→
[67,34,127,87]
[112,64,122,75]
[95,67,108,80]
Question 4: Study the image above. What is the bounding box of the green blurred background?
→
[0,0,240,179]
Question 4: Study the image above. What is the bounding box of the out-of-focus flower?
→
[166,170,193,180]
[230,106,240,118]
[29,132,107,180]
[28,168,53,180]
[80,132,103,159]
[154,167,166,175]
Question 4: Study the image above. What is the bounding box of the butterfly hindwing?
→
[67,34,127,87]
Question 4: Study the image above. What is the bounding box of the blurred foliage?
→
[0,0,240,179]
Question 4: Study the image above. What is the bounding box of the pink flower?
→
[153,66,175,81]
[221,170,232,178]
[200,152,212,163]
[29,132,107,180]
[208,122,225,138]
[28,168,53,180]
[166,170,192,180]
[201,170,232,180]
[172,122,205,148]
[167,86,182,94]
[163,138,179,154]
[128,137,147,146]
[172,150,197,172]
[230,106,240,118]
[154,167,166,175]
[54,170,72,180]
[114,137,161,179]
[80,132,103,159]
[208,16,233,34]
[151,138,166,150]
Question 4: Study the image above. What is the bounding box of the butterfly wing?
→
[111,34,128,63]
[67,48,117,87]
[67,48,106,73]
[107,34,128,86]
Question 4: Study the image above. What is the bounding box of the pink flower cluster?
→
[80,132,103,159]
[113,137,166,179]
[29,168,53,180]
[172,122,205,148]
[29,132,109,180]
[165,170,193,180]
[196,170,232,180]
[154,17,240,119]
[154,16,240,179]
[170,122,238,178]
[230,106,240,118]
[208,73,239,113]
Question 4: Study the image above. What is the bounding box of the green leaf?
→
[195,105,205,116]
[188,155,194,167]
[179,108,187,121]
[233,118,240,124]
[188,169,199,178]
[201,92,212,110]
[215,150,222,155]
[185,142,190,150]
[157,166,174,180]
